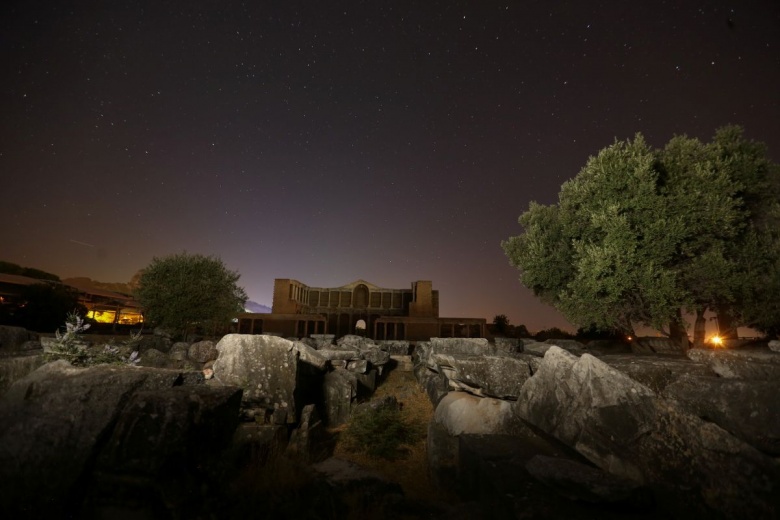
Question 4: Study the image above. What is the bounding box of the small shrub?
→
[343,402,420,460]
[44,312,141,366]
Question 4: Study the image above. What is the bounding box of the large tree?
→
[135,253,248,338]
[503,126,779,345]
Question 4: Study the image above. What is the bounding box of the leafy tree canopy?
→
[513,323,532,338]
[492,314,510,335]
[534,327,575,342]
[503,126,780,343]
[135,252,248,338]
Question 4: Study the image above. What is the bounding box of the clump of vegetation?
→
[342,400,421,460]
[134,252,247,339]
[44,312,141,367]
[534,327,575,342]
[503,125,780,346]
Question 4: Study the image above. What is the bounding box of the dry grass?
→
[332,368,457,503]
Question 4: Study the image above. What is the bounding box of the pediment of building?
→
[337,279,385,291]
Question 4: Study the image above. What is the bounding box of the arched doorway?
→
[355,319,367,336]
[353,284,369,309]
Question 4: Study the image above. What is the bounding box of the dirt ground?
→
[330,367,457,503]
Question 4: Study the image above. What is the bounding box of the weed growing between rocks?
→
[343,401,421,460]
[43,312,141,367]
[333,369,458,505]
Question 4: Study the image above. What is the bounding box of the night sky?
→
[2,1,779,332]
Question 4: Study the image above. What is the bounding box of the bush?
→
[342,400,420,460]
[135,252,247,339]
[534,327,575,342]
[43,312,141,367]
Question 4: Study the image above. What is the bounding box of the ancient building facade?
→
[237,279,485,341]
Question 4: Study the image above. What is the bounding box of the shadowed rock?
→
[0,325,38,352]
[428,392,530,489]
[188,339,218,363]
[526,455,651,506]
[662,373,780,456]
[322,368,358,426]
[0,361,206,517]
[687,347,780,379]
[514,346,780,518]
[601,354,713,393]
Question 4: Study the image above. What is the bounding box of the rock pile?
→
[415,337,780,518]
[3,324,778,519]
[0,329,414,517]
[0,360,242,517]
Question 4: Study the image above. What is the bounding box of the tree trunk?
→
[693,308,707,349]
[716,305,739,339]
[669,309,690,351]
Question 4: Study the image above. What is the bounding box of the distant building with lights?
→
[62,278,143,325]
[237,278,486,341]
[0,273,143,326]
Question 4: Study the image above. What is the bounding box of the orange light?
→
[710,335,723,347]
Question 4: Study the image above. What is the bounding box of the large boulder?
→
[317,348,361,361]
[98,384,242,473]
[544,338,587,355]
[286,404,328,464]
[601,354,713,393]
[432,392,520,437]
[515,347,657,483]
[0,325,38,351]
[415,364,450,406]
[429,353,534,400]
[137,347,171,368]
[188,339,218,363]
[336,334,375,350]
[493,337,522,355]
[525,455,651,506]
[90,385,242,515]
[662,374,780,456]
[0,361,195,517]
[309,334,335,349]
[687,347,780,379]
[377,340,410,355]
[169,341,190,361]
[322,368,358,426]
[514,347,780,518]
[231,423,288,467]
[0,352,46,397]
[456,434,650,519]
[212,334,300,422]
[631,337,688,355]
[521,340,553,357]
[292,341,328,371]
[429,337,491,356]
[427,392,528,489]
[361,346,391,369]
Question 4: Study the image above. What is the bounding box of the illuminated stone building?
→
[237,279,486,341]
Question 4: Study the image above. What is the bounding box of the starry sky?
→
[2,0,779,332]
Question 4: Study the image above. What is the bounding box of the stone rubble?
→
[2,324,779,519]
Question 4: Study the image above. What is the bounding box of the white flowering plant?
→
[44,312,141,367]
